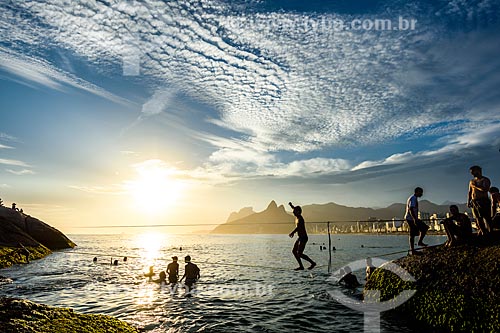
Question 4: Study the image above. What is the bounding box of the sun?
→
[125,160,184,216]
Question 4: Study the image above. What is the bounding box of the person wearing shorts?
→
[405,187,429,255]
[468,166,492,235]
[289,202,316,271]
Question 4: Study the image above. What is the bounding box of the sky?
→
[1,0,500,233]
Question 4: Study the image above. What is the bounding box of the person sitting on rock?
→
[441,205,472,246]
[339,266,361,288]
[490,187,500,230]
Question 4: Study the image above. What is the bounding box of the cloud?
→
[0,158,31,167]
[2,0,500,185]
[68,184,125,195]
[6,169,35,175]
[0,47,132,106]
[0,144,14,149]
[0,132,18,143]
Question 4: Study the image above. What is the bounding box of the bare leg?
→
[292,240,303,269]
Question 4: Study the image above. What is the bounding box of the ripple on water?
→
[0,234,444,332]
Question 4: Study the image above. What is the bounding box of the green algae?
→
[0,298,138,333]
[364,243,500,332]
[0,245,52,269]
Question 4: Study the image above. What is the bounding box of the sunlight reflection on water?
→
[0,233,446,332]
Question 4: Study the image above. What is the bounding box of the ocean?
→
[0,233,446,332]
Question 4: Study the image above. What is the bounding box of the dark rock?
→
[0,206,75,250]
[364,234,500,332]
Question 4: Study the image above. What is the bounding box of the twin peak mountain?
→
[211,200,468,234]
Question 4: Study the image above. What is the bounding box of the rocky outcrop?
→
[0,298,138,333]
[364,234,500,332]
[0,206,75,268]
[0,206,75,250]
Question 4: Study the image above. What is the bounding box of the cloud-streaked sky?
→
[1,0,500,232]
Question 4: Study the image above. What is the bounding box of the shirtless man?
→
[167,256,179,284]
[468,166,491,235]
[489,187,500,229]
[288,202,316,271]
[180,255,200,293]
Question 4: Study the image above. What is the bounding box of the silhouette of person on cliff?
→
[441,205,472,246]
[339,266,361,288]
[489,187,500,229]
[180,255,200,294]
[405,187,429,255]
[468,165,492,235]
[288,202,316,271]
[11,203,18,211]
[167,256,179,284]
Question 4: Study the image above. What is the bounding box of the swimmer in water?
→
[167,256,179,285]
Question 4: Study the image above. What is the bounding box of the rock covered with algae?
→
[0,298,139,333]
[364,235,500,332]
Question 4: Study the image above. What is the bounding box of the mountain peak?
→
[266,200,278,210]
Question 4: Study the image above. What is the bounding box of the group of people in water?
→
[145,255,200,293]
[404,165,499,255]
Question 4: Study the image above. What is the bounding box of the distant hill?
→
[211,201,294,234]
[212,200,471,234]
[226,207,255,223]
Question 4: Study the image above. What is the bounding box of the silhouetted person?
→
[365,258,376,281]
[179,247,183,251]
[123,257,128,262]
[167,256,179,284]
[490,187,500,229]
[11,203,17,211]
[441,205,472,246]
[113,259,119,266]
[468,166,491,235]
[339,266,361,288]
[153,271,167,284]
[93,257,98,263]
[180,255,200,293]
[288,202,316,270]
[144,266,155,281]
[405,187,429,255]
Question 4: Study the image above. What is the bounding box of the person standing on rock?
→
[468,166,491,235]
[288,202,316,270]
[405,187,429,255]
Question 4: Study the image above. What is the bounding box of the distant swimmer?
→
[468,166,492,235]
[167,256,179,284]
[93,257,97,263]
[180,255,200,294]
[144,266,155,281]
[123,257,128,262]
[339,266,361,288]
[489,187,500,229]
[441,205,472,246]
[288,202,316,271]
[405,187,429,255]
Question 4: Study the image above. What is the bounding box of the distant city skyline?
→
[1,0,500,233]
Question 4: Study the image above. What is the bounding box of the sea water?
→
[0,233,446,332]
